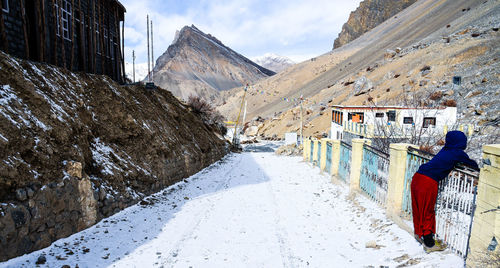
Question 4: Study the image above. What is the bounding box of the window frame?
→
[403,117,414,124]
[55,0,72,41]
[375,113,384,118]
[2,0,8,13]
[422,117,436,128]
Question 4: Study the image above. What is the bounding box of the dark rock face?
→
[152,25,275,102]
[333,0,417,49]
[0,51,228,261]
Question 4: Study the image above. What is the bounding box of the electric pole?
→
[151,20,154,82]
[147,15,151,82]
[132,50,136,82]
[300,95,304,145]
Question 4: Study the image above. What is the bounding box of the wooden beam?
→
[20,0,30,58]
[70,0,75,70]
[121,19,125,82]
[0,0,8,52]
[98,1,104,74]
[78,0,85,72]
[51,0,58,65]
[92,0,96,73]
[36,0,45,61]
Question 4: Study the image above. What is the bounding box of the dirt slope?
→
[0,51,228,260]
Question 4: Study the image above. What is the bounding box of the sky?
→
[120,0,362,65]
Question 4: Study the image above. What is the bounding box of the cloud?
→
[120,0,361,65]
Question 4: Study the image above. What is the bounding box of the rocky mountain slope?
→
[253,53,295,73]
[333,0,417,49]
[218,0,499,159]
[0,51,227,261]
[152,25,275,102]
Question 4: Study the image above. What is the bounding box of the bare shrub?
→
[429,91,443,100]
[187,95,213,114]
[186,95,227,135]
[442,99,457,107]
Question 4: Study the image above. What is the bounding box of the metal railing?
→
[338,141,352,183]
[325,141,332,174]
[402,147,479,259]
[360,144,390,204]
[310,140,314,163]
[316,141,322,167]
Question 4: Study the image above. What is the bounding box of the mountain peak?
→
[152,25,275,101]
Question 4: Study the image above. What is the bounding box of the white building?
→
[330,105,465,140]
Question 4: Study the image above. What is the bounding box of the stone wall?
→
[0,51,228,261]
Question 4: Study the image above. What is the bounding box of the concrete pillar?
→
[330,140,341,183]
[320,139,329,171]
[349,139,371,192]
[386,143,415,218]
[303,139,309,160]
[467,144,500,266]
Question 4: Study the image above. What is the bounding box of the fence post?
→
[386,143,415,227]
[467,144,500,266]
[312,140,319,163]
[320,139,329,172]
[330,140,341,179]
[303,139,309,161]
[350,139,371,192]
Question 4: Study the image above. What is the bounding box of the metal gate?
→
[360,144,389,205]
[402,147,478,259]
[316,141,322,167]
[338,141,352,183]
[325,141,332,174]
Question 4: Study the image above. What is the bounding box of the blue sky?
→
[121,0,362,65]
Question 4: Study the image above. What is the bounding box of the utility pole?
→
[147,15,151,82]
[132,50,136,82]
[151,20,154,82]
[232,84,249,146]
[300,95,304,145]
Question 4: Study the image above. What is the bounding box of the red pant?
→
[411,173,438,237]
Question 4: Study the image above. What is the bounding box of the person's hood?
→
[444,131,467,150]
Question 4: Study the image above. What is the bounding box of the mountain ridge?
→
[151,25,275,101]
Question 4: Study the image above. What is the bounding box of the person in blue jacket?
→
[411,130,479,253]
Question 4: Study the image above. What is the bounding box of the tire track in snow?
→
[160,153,244,266]
[261,161,298,268]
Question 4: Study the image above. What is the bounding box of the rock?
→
[365,240,378,248]
[35,255,46,265]
[419,80,429,87]
[26,187,35,198]
[443,89,454,96]
[420,69,431,77]
[66,161,83,179]
[384,49,397,60]
[245,126,259,136]
[333,0,417,48]
[383,71,395,80]
[16,189,28,201]
[353,76,373,96]
[395,47,402,53]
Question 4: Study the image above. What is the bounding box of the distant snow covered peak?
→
[253,53,295,73]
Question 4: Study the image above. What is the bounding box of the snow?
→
[0,145,463,267]
[0,133,8,142]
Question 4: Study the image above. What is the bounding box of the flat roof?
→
[331,105,449,111]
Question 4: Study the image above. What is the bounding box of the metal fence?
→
[316,141,322,167]
[310,140,314,163]
[325,141,332,174]
[360,144,390,205]
[338,141,352,183]
[402,147,479,259]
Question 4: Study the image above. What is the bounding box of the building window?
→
[423,117,436,128]
[375,113,384,118]
[56,0,72,40]
[403,117,414,124]
[2,0,8,13]
[387,111,396,122]
[104,28,108,57]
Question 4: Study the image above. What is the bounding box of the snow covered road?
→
[1,149,463,267]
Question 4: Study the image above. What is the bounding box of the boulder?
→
[353,76,373,96]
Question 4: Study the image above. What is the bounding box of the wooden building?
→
[0,0,126,83]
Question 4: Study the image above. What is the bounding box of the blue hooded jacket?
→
[416,131,479,182]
